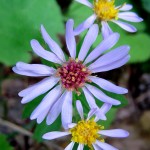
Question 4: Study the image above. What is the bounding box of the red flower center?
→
[56,58,91,94]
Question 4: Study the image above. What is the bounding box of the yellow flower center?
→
[70,120,104,149]
[93,0,118,21]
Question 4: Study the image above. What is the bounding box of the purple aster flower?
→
[43,100,129,150]
[13,19,129,128]
[74,0,143,38]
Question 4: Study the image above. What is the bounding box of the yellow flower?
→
[74,0,143,38]
[94,0,118,21]
[43,100,129,150]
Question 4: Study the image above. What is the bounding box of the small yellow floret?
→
[75,58,79,62]
[70,120,104,149]
[82,68,86,72]
[93,0,118,21]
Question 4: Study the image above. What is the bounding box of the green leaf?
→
[67,0,148,63]
[123,33,150,63]
[22,93,62,142]
[115,0,131,5]
[109,21,150,63]
[99,108,117,129]
[0,0,64,66]
[65,1,93,28]
[72,90,90,123]
[41,58,60,69]
[0,134,14,150]
[22,94,44,119]
[95,92,128,109]
[33,116,61,142]
[141,0,150,13]
[90,82,128,108]
[103,90,128,108]
[66,0,133,27]
[72,85,123,130]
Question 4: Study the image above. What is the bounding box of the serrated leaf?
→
[0,0,64,66]
[0,134,14,150]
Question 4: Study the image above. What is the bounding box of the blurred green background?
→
[0,0,150,150]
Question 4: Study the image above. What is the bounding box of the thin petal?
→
[112,20,137,32]
[100,103,112,115]
[118,4,133,11]
[98,129,129,138]
[118,12,143,22]
[92,144,103,150]
[91,55,130,73]
[95,140,118,150]
[89,76,128,94]
[66,19,76,58]
[95,103,112,122]
[89,45,130,69]
[21,77,59,104]
[76,100,84,119]
[68,123,77,128]
[46,91,70,125]
[77,144,84,150]
[78,24,99,61]
[15,62,55,76]
[18,77,57,97]
[30,85,62,120]
[83,87,106,120]
[82,87,97,108]
[84,33,120,64]
[85,84,121,105]
[101,21,113,39]
[61,91,73,129]
[87,108,97,120]
[30,39,62,64]
[41,25,66,61]
[19,84,37,97]
[13,67,42,77]
[75,0,93,8]
[65,142,75,150]
[37,107,50,124]
[74,14,97,35]
[95,109,107,121]
[43,131,70,140]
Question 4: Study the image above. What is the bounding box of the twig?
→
[0,118,63,150]
[0,118,32,137]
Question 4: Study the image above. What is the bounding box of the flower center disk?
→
[70,120,104,148]
[57,58,91,92]
[94,0,118,21]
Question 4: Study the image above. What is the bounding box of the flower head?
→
[13,19,129,128]
[74,0,143,38]
[70,119,104,148]
[94,0,118,21]
[43,100,129,150]
[56,58,91,94]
